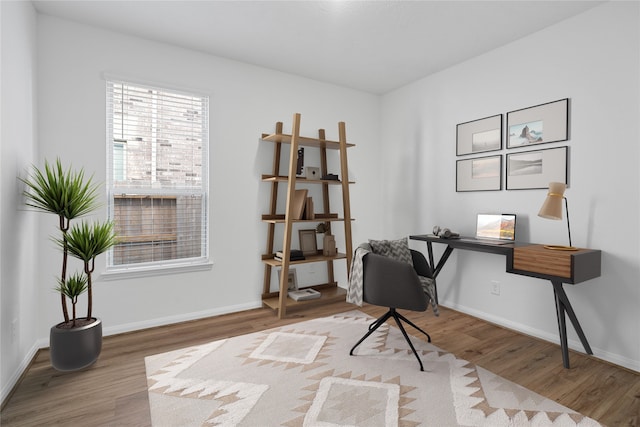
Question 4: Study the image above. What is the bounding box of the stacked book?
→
[274,249,305,261]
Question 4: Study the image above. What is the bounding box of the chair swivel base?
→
[350,308,431,371]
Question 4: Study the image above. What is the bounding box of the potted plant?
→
[21,158,118,371]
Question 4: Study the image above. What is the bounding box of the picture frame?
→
[278,268,298,291]
[298,229,318,256]
[456,155,502,192]
[506,146,568,190]
[456,114,502,156]
[507,98,569,149]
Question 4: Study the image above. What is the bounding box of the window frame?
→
[104,78,211,278]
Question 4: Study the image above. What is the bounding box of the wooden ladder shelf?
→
[260,113,354,318]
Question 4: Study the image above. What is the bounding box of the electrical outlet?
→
[11,319,18,343]
[491,280,500,296]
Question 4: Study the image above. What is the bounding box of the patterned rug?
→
[145,310,601,426]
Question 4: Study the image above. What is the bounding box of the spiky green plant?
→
[21,158,100,219]
[55,272,89,327]
[21,158,100,324]
[58,220,118,320]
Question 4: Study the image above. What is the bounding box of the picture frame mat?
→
[456,114,503,156]
[456,155,502,192]
[507,98,568,148]
[506,146,568,190]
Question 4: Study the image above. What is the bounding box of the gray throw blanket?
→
[347,244,439,316]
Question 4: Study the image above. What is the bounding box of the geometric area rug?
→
[145,310,602,426]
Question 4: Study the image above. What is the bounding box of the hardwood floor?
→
[2,301,638,426]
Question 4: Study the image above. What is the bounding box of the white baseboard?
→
[441,300,639,372]
[1,342,39,407]
[102,300,264,337]
[4,300,264,407]
[33,300,265,348]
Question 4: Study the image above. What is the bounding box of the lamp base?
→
[543,245,579,251]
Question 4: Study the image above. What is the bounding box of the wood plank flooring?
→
[2,302,638,426]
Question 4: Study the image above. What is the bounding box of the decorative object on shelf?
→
[321,173,339,181]
[274,249,305,261]
[278,268,298,291]
[304,197,315,220]
[456,154,502,192]
[287,288,321,301]
[507,98,569,149]
[299,229,318,256]
[538,182,578,251]
[315,222,329,234]
[305,167,320,179]
[296,147,304,176]
[323,234,337,256]
[506,146,567,190]
[315,222,336,256]
[456,114,502,156]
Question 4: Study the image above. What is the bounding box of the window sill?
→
[99,260,213,281]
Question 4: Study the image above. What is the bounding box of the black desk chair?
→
[349,249,432,371]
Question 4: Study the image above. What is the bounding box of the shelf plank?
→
[262,214,355,223]
[261,252,348,267]
[261,132,355,149]
[261,174,354,185]
[262,285,347,311]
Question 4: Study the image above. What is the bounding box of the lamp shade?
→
[538,182,566,220]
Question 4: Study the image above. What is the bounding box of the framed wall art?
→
[456,155,502,192]
[456,114,502,155]
[506,146,568,190]
[506,98,568,148]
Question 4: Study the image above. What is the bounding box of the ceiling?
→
[32,1,605,94]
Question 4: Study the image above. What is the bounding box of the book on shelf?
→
[292,189,308,220]
[288,288,321,301]
[304,196,315,220]
[274,249,305,261]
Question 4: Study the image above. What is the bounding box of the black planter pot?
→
[50,318,102,371]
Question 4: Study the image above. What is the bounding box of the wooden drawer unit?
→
[510,244,601,283]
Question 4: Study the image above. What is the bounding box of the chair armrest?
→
[362,253,428,311]
[411,249,433,279]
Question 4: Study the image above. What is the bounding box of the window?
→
[106,80,209,272]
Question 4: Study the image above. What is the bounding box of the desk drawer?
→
[511,245,601,282]
[513,245,572,278]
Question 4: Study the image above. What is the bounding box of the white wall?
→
[381,1,640,371]
[34,16,381,337]
[0,1,40,403]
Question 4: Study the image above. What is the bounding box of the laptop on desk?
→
[458,213,517,245]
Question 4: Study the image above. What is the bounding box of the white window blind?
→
[106,80,209,270]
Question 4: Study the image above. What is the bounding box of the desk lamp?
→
[538,182,577,251]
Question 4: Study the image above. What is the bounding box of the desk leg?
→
[426,242,435,276]
[433,246,454,278]
[425,242,438,304]
[425,243,454,305]
[552,280,593,368]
